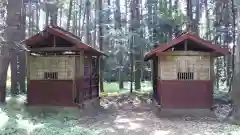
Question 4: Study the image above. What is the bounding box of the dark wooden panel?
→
[91,86,99,98]
[27,80,76,106]
[158,80,213,109]
[153,56,159,103]
[76,77,83,102]
[0,89,5,103]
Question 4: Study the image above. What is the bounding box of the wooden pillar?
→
[152,44,160,104]
[184,40,188,51]
[89,56,93,99]
[72,56,77,104]
[53,36,56,47]
[210,55,214,103]
[79,51,84,104]
[26,51,30,104]
[152,56,159,104]
[97,56,100,97]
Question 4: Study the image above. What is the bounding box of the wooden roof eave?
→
[20,30,49,46]
[49,28,107,56]
[27,46,108,57]
[21,25,107,56]
[211,50,231,57]
[144,53,156,61]
[84,48,108,57]
[144,34,231,61]
[27,47,81,52]
[47,27,80,46]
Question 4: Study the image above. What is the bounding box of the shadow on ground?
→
[0,94,239,135]
[78,94,239,135]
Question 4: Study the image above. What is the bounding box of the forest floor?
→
[78,94,240,135]
[1,81,239,135]
[0,93,240,135]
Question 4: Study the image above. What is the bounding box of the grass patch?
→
[101,81,152,97]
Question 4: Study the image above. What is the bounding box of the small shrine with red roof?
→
[144,33,230,109]
[22,25,105,107]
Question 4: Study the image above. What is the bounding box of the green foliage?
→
[158,0,186,25]
[101,81,152,97]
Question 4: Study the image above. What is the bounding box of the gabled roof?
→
[144,33,230,61]
[22,25,106,56]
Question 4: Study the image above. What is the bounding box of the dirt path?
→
[78,95,240,135]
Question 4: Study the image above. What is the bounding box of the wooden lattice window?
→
[177,72,194,80]
[160,54,211,80]
[44,72,58,80]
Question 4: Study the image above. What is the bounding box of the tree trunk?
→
[49,2,58,26]
[10,51,18,96]
[80,0,86,39]
[6,0,25,96]
[130,0,141,91]
[72,2,77,35]
[0,1,7,101]
[229,0,240,122]
[114,0,124,89]
[67,0,73,31]
[98,0,104,92]
[0,47,10,102]
[186,0,193,32]
[93,0,97,47]
[204,0,210,39]
[45,10,49,25]
[19,2,26,94]
[85,0,91,44]
[130,0,136,93]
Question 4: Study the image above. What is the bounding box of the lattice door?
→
[83,56,91,100]
[91,57,99,98]
[83,56,99,100]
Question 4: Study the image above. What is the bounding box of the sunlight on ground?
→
[1,80,151,135]
[1,96,45,134]
[128,122,141,130]
[2,81,239,135]
[16,114,45,135]
[113,116,143,131]
[153,130,170,135]
[0,95,103,135]
[0,109,9,130]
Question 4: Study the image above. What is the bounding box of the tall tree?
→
[98,0,104,92]
[114,0,124,89]
[0,0,8,102]
[204,0,210,39]
[186,0,193,32]
[133,0,141,90]
[129,0,140,91]
[229,0,240,122]
[85,0,90,44]
[6,0,25,96]
[18,0,26,93]
[77,0,83,36]
[67,0,73,31]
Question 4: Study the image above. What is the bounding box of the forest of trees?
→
[0,0,240,118]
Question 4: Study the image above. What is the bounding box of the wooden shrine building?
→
[144,33,230,109]
[22,25,105,106]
